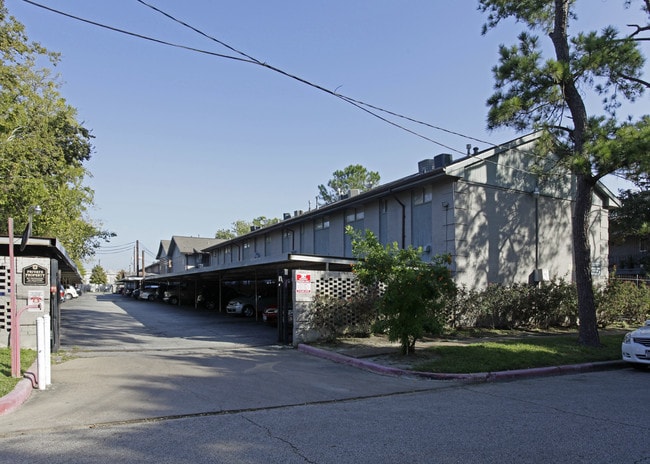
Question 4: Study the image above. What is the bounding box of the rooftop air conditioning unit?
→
[418,159,436,174]
[433,153,453,169]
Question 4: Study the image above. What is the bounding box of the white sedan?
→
[622,320,650,369]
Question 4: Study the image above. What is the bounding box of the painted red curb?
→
[0,361,38,416]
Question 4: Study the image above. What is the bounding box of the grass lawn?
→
[411,333,625,373]
[0,348,37,397]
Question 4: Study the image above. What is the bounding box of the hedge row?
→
[308,277,650,338]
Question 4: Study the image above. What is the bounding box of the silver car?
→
[226,295,276,317]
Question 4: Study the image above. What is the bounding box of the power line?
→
[20,0,255,65]
[22,1,594,182]
[21,0,496,155]
[94,241,137,255]
[136,0,497,149]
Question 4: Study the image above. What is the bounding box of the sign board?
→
[22,264,48,286]
[27,290,44,311]
[295,272,312,301]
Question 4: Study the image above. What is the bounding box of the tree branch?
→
[617,73,650,88]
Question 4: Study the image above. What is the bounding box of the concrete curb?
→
[297,343,627,383]
[0,361,38,416]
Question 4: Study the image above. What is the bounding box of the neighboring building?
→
[160,236,225,274]
[154,240,171,274]
[609,238,648,277]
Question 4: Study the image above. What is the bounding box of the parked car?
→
[139,286,160,301]
[622,320,650,369]
[132,288,141,299]
[197,286,240,311]
[163,284,193,305]
[64,285,79,300]
[226,295,276,317]
[262,306,293,326]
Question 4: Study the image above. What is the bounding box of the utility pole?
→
[135,240,139,276]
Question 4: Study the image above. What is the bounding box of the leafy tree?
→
[609,188,650,246]
[0,2,114,263]
[318,164,380,204]
[89,265,107,285]
[215,229,236,240]
[215,216,279,239]
[479,0,650,346]
[348,227,456,355]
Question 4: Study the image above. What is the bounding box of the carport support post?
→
[278,269,291,345]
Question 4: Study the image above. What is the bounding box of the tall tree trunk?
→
[550,0,600,346]
[574,174,601,346]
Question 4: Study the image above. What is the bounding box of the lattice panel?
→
[314,276,358,300]
[304,271,376,337]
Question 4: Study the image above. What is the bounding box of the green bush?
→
[348,227,456,354]
[596,276,650,326]
[448,280,578,330]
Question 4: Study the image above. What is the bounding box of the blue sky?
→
[6,0,648,272]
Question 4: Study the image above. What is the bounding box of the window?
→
[413,188,433,205]
[282,230,293,253]
[345,208,364,223]
[379,199,389,245]
[315,216,330,230]
[345,208,365,257]
[314,216,330,255]
[412,187,432,253]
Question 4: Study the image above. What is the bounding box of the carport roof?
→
[143,253,356,283]
[0,236,82,284]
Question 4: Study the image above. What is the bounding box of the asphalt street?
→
[0,293,648,463]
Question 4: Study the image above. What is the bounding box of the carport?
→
[141,254,356,344]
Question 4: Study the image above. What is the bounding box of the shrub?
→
[348,227,456,355]
[448,280,578,330]
[596,276,650,327]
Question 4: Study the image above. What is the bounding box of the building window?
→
[344,208,365,257]
[413,188,432,205]
[412,187,433,255]
[345,208,364,223]
[379,199,389,245]
[315,216,330,230]
[264,234,272,256]
[314,216,330,255]
[282,230,294,253]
